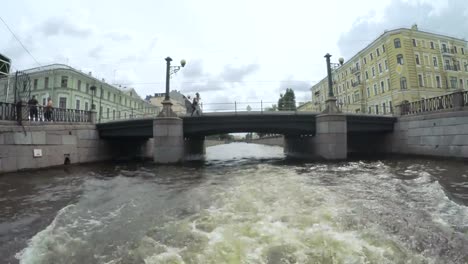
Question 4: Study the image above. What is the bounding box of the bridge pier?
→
[284,114,347,160]
[315,114,347,160]
[184,136,206,160]
[153,118,184,163]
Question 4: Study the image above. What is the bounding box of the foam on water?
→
[14,144,468,263]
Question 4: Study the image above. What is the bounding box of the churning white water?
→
[1,143,467,263]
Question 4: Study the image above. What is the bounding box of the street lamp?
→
[159,57,186,117]
[323,53,344,113]
[90,85,96,110]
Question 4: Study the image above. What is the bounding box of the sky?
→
[1,0,468,111]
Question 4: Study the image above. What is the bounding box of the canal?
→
[1,143,468,263]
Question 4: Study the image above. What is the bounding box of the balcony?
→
[445,64,460,71]
[351,66,360,74]
[441,47,455,55]
[351,81,362,87]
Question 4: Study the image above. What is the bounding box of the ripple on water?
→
[13,144,468,264]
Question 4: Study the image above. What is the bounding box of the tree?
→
[278,88,296,111]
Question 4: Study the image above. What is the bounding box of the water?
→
[1,143,468,264]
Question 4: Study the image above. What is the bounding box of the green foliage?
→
[278,88,296,111]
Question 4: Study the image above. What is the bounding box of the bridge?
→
[95,111,396,162]
[97,112,395,138]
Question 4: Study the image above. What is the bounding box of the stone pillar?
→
[184,136,206,160]
[315,114,347,160]
[90,111,97,124]
[153,117,184,163]
[452,89,464,111]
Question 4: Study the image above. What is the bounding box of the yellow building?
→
[310,25,468,114]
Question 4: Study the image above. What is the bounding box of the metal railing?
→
[441,48,455,54]
[351,66,360,74]
[0,102,93,123]
[199,101,299,114]
[445,65,460,71]
[399,90,467,115]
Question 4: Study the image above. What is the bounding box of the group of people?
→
[27,95,53,121]
[185,92,202,116]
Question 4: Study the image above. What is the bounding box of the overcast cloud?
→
[1,0,467,108]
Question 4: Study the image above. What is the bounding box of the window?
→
[61,76,68,88]
[394,38,401,48]
[3,83,7,95]
[435,76,441,88]
[113,109,116,120]
[415,54,420,65]
[42,98,46,105]
[383,102,387,114]
[412,39,417,47]
[375,105,379,115]
[107,91,110,100]
[418,74,424,87]
[76,99,80,110]
[400,77,407,89]
[107,108,110,118]
[397,54,404,65]
[450,77,458,88]
[430,42,434,49]
[454,46,458,54]
[376,48,380,56]
[387,78,391,91]
[78,80,81,91]
[372,67,375,77]
[23,81,27,91]
[462,48,465,55]
[370,53,373,60]
[368,106,372,114]
[384,60,388,70]
[381,81,385,93]
[365,71,369,80]
[347,81,349,89]
[86,83,89,93]
[100,106,103,118]
[389,101,393,113]
[363,57,367,64]
[33,79,38,90]
[44,77,49,89]
[433,57,438,67]
[367,87,370,97]
[59,97,67,108]
[442,43,447,52]
[460,79,463,89]
[373,84,378,95]
[378,63,382,73]
[382,44,385,52]
[85,102,89,111]
[424,55,429,66]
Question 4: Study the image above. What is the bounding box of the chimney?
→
[102,78,105,82]
[88,71,92,76]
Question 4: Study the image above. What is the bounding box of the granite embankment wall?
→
[250,136,284,147]
[0,122,152,174]
[388,110,468,158]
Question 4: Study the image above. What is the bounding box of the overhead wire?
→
[0,16,42,68]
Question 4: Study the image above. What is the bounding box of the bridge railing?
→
[198,101,299,114]
[398,90,467,115]
[0,101,93,124]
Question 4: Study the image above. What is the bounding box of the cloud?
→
[40,17,93,37]
[338,0,468,58]
[279,77,312,92]
[220,63,260,82]
[105,32,132,41]
[88,46,103,59]
[182,59,204,78]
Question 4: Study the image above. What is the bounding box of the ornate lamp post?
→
[323,53,344,113]
[159,57,186,117]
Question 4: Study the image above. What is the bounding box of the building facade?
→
[310,25,468,114]
[147,90,191,115]
[0,64,158,121]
